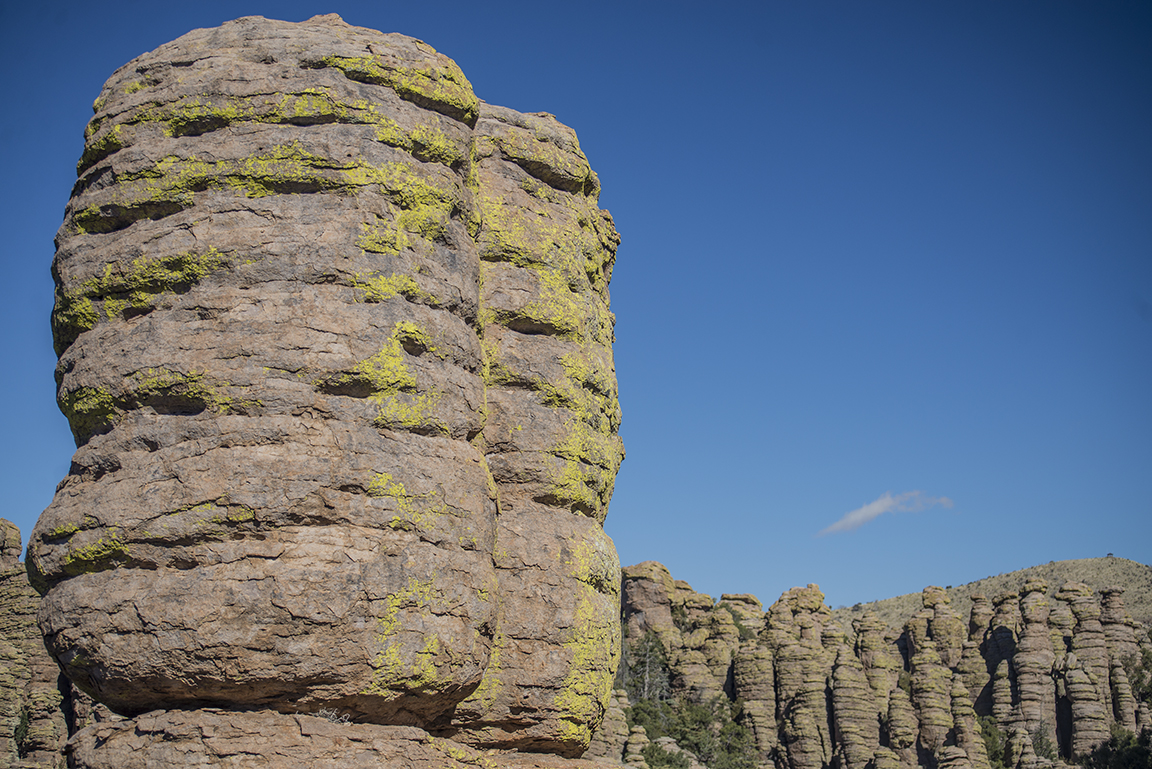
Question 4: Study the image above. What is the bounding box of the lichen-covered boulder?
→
[30,14,621,757]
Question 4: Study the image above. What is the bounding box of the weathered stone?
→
[732,642,778,760]
[926,587,968,669]
[0,520,69,769]
[853,612,901,711]
[768,585,835,769]
[909,641,953,753]
[831,646,878,769]
[67,709,626,768]
[650,736,706,769]
[1100,587,1141,666]
[1014,581,1056,738]
[583,689,628,762]
[1061,583,1113,723]
[33,13,622,760]
[620,562,679,646]
[617,561,1152,769]
[720,593,766,638]
[623,724,650,768]
[950,675,991,769]
[969,594,994,643]
[1063,662,1109,760]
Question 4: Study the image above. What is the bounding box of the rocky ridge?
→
[833,558,1152,630]
[29,14,623,768]
[614,561,1152,769]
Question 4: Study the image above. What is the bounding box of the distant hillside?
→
[831,556,1152,630]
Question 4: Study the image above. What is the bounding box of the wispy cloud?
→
[818,491,953,536]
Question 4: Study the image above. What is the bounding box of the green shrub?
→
[1080,725,1152,769]
[979,715,1009,769]
[642,742,691,769]
[626,695,757,769]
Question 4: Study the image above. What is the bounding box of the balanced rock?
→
[30,13,622,761]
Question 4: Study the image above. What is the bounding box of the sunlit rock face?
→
[30,13,621,759]
[617,563,1152,769]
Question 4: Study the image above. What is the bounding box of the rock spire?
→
[31,14,623,767]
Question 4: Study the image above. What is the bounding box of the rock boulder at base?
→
[30,13,622,762]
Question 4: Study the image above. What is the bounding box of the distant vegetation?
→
[621,630,758,769]
[831,557,1152,629]
[1080,725,1152,769]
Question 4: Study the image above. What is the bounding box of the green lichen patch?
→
[78,90,470,175]
[129,499,256,547]
[129,368,260,415]
[362,576,450,697]
[353,203,454,265]
[490,129,598,197]
[544,418,624,522]
[72,141,462,236]
[312,55,479,125]
[62,529,130,576]
[476,185,619,302]
[353,270,434,305]
[58,369,258,445]
[408,123,465,166]
[553,537,621,746]
[77,123,124,175]
[58,386,118,444]
[316,322,447,435]
[365,471,447,533]
[54,246,229,353]
[45,522,81,541]
[357,217,405,256]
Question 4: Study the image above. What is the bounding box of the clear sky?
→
[1,1,1149,611]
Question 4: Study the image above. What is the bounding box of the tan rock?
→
[831,646,879,769]
[583,689,628,762]
[732,642,778,759]
[1014,581,1056,737]
[908,641,953,753]
[768,586,835,769]
[67,709,627,768]
[950,675,991,769]
[0,519,68,769]
[33,13,622,760]
[623,724,650,768]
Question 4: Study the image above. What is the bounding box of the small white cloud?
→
[818,491,953,536]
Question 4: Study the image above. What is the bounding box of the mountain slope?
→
[831,556,1152,629]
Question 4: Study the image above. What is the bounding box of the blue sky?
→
[1,1,1148,610]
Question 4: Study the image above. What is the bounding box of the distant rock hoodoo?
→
[605,562,1152,769]
[31,14,623,766]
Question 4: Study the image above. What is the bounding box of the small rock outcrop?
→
[0,519,79,769]
[31,14,623,767]
[611,563,1152,769]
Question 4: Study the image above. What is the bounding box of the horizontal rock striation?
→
[31,13,622,765]
[68,709,628,769]
[615,562,1152,769]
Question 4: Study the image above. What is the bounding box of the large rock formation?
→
[615,562,1152,769]
[29,14,622,766]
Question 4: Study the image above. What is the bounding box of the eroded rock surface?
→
[0,520,70,768]
[31,13,622,763]
[612,564,1152,769]
[68,709,628,769]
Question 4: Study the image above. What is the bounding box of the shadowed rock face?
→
[30,13,621,759]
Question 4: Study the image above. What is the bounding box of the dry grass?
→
[831,556,1152,631]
